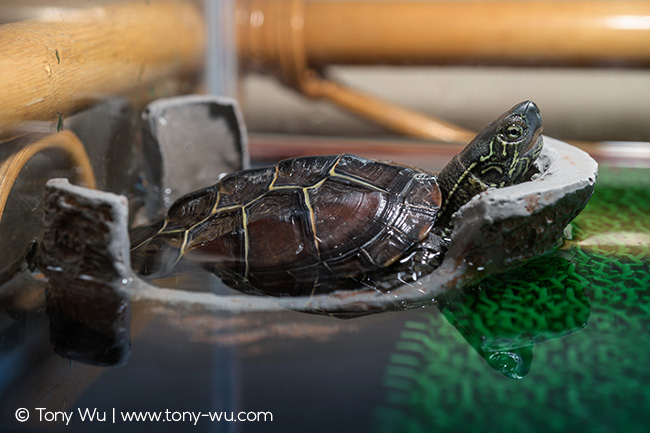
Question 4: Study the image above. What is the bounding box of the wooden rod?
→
[237,0,650,141]
[0,131,96,225]
[299,72,476,142]
[303,0,650,66]
[0,1,205,134]
[238,0,650,68]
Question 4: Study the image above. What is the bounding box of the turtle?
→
[130,100,543,296]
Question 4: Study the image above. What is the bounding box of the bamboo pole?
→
[303,0,650,66]
[239,0,650,67]
[237,0,650,141]
[0,1,205,135]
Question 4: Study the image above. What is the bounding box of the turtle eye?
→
[505,124,524,141]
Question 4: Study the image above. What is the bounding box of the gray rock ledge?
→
[40,137,598,317]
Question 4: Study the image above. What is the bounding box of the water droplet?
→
[158,117,168,126]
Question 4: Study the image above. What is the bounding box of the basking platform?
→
[38,136,597,317]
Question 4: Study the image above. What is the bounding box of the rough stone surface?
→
[284,137,599,315]
[141,95,249,218]
[38,138,598,319]
[38,179,132,365]
[438,137,599,289]
[39,179,131,282]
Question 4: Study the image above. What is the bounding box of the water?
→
[376,165,650,433]
[0,166,647,433]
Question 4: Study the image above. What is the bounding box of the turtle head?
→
[462,100,544,188]
[437,100,543,229]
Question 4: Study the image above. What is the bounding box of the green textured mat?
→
[376,166,650,433]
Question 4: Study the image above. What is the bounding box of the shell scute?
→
[137,154,441,294]
[217,167,274,208]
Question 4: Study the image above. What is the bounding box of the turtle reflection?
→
[438,251,590,379]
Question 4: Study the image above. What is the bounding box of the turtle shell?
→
[132,154,441,295]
